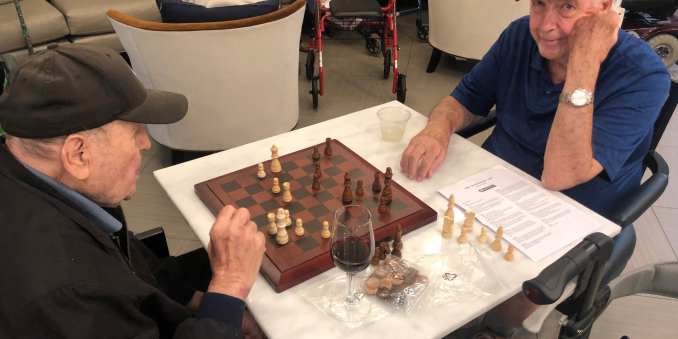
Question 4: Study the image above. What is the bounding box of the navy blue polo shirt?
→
[452,16,670,217]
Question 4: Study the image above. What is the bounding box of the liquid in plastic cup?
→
[377,106,411,142]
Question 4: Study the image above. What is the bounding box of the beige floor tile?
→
[622,209,677,275]
[653,206,678,257]
[657,106,677,148]
[590,295,678,339]
[653,145,678,209]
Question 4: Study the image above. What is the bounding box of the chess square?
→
[283,161,299,171]
[261,199,280,212]
[277,173,293,184]
[288,168,306,180]
[298,176,313,186]
[305,220,321,232]
[324,166,341,177]
[287,201,305,214]
[302,164,315,173]
[252,191,270,203]
[293,188,310,200]
[249,205,265,217]
[245,183,263,195]
[236,197,257,208]
[331,154,347,164]
[253,213,269,227]
[221,181,240,191]
[348,168,365,178]
[320,177,337,189]
[309,205,330,218]
[295,236,319,252]
[315,191,333,202]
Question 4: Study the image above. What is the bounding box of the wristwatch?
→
[559,88,594,108]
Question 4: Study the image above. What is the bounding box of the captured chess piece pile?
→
[442,194,516,262]
[257,139,397,247]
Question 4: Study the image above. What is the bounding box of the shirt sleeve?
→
[592,70,670,181]
[197,292,246,329]
[450,21,513,117]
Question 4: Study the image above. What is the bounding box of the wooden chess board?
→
[195,139,437,292]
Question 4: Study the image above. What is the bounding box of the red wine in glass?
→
[331,236,371,273]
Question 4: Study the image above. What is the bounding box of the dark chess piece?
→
[379,241,391,258]
[314,163,322,179]
[355,180,364,200]
[381,179,392,206]
[343,172,351,186]
[342,181,353,205]
[312,146,321,163]
[372,172,382,193]
[312,172,321,192]
[377,194,388,214]
[324,137,332,157]
[392,224,403,257]
[384,167,393,186]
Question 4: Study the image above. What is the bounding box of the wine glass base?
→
[328,293,372,324]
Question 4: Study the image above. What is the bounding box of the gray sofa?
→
[0,0,160,59]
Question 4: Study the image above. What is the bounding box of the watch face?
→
[571,90,589,106]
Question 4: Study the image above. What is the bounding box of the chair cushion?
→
[0,0,69,53]
[330,0,381,18]
[50,0,161,36]
[158,0,279,23]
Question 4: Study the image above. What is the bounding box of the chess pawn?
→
[312,146,321,163]
[270,145,282,174]
[491,226,504,252]
[371,172,382,193]
[342,183,353,205]
[282,182,293,203]
[285,209,292,226]
[324,137,332,157]
[504,244,515,262]
[271,177,281,194]
[294,218,305,237]
[477,227,489,244]
[275,209,288,245]
[312,172,321,192]
[463,211,475,232]
[355,180,364,201]
[267,212,278,235]
[257,163,266,179]
[321,220,331,239]
[314,163,322,179]
[457,229,469,244]
[442,215,454,239]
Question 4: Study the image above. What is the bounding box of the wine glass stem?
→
[346,272,354,303]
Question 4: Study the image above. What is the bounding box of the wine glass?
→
[329,204,375,322]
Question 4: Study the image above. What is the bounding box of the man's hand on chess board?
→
[206,206,266,300]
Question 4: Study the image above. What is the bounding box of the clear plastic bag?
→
[415,242,508,309]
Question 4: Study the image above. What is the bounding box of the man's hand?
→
[568,6,621,65]
[206,206,266,301]
[400,124,450,181]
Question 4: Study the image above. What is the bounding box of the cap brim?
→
[117,89,188,124]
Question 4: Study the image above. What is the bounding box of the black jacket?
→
[0,140,241,339]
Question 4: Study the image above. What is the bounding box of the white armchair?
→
[107,0,305,152]
[426,0,529,72]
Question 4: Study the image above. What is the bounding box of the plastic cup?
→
[377,106,411,142]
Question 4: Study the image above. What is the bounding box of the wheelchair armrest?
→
[523,233,613,305]
[455,112,497,139]
[137,227,170,259]
[606,150,669,226]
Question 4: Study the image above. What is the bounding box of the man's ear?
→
[60,134,91,180]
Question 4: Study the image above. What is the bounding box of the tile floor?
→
[122,15,678,339]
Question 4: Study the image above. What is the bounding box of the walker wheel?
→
[396,73,406,103]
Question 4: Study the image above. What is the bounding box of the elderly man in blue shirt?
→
[401,0,669,337]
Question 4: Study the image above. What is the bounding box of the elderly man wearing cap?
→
[0,44,265,338]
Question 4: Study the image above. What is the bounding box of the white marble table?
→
[154,101,620,338]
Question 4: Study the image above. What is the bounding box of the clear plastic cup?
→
[377,106,411,142]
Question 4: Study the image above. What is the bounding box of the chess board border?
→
[195,139,437,292]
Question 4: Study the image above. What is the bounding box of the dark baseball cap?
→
[0,44,188,138]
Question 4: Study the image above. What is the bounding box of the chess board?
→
[195,139,437,292]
